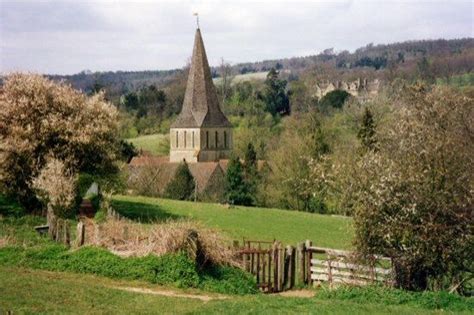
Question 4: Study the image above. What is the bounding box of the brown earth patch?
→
[112,286,228,302]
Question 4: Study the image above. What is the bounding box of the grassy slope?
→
[127,133,168,156]
[1,267,454,315]
[112,195,354,249]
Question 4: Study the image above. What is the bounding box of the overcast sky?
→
[1,0,472,75]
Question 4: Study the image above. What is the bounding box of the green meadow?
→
[112,195,354,249]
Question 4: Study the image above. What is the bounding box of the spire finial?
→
[193,12,200,29]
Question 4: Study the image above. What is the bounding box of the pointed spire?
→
[171,29,231,128]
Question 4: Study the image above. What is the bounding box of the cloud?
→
[0,0,472,74]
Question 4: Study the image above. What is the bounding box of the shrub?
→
[149,251,200,287]
[32,158,77,219]
[0,195,24,217]
[199,265,258,295]
[348,86,474,291]
[319,90,351,111]
[164,161,195,200]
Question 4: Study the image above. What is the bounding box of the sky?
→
[1,0,473,75]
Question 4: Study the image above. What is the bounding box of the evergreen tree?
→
[263,68,290,116]
[165,160,195,200]
[225,155,252,206]
[243,143,258,205]
[357,107,377,151]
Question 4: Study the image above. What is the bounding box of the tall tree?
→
[243,143,258,205]
[263,68,290,116]
[165,160,195,200]
[225,156,252,206]
[357,107,377,151]
[218,58,234,105]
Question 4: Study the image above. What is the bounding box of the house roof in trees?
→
[171,28,231,128]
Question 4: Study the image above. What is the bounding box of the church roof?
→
[171,28,231,128]
[129,156,224,193]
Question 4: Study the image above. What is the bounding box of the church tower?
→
[170,28,233,162]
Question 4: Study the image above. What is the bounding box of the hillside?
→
[40,38,474,95]
[111,195,354,249]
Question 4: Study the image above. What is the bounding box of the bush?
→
[164,161,195,200]
[199,265,258,295]
[0,195,24,217]
[349,86,474,291]
[318,90,351,111]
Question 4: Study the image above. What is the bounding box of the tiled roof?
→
[171,28,231,128]
[129,156,224,193]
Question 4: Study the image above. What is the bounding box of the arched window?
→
[215,131,218,148]
[176,131,178,148]
[224,131,227,149]
[184,131,187,148]
[206,131,209,149]
[192,131,195,148]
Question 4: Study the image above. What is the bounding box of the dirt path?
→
[112,286,228,302]
[276,289,315,298]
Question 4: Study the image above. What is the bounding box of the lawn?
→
[126,133,169,156]
[112,195,354,249]
[1,267,469,315]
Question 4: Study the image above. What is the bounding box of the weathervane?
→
[193,12,200,28]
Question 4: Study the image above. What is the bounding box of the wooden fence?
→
[234,239,393,293]
[308,246,393,286]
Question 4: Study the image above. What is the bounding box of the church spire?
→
[171,28,231,128]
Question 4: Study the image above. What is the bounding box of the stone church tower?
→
[169,28,233,163]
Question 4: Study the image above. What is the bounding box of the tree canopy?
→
[0,74,119,209]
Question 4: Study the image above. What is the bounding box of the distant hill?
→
[21,37,472,96]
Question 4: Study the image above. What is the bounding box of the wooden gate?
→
[234,239,297,293]
[234,239,393,292]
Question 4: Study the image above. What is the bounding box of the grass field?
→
[112,195,354,249]
[126,133,169,156]
[213,71,269,85]
[436,72,474,88]
[2,267,470,315]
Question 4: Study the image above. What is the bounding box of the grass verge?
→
[2,267,472,314]
[0,245,257,295]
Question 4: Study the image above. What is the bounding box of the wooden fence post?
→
[273,241,279,292]
[256,244,261,284]
[76,221,85,247]
[267,250,272,292]
[63,220,70,246]
[284,245,295,290]
[277,242,283,292]
[297,242,305,285]
[305,240,312,285]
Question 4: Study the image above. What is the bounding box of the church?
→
[129,27,235,200]
[170,28,233,163]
